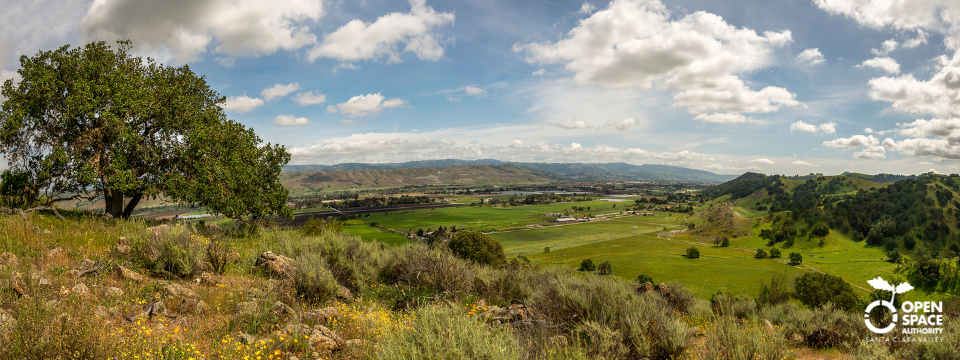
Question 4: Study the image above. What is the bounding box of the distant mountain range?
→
[283,159,739,183]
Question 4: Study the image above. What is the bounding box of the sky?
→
[3,0,960,176]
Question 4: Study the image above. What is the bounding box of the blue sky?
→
[3,0,960,176]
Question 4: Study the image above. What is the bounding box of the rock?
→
[763,319,777,334]
[46,247,66,259]
[254,251,297,278]
[0,253,19,268]
[335,286,353,301]
[315,307,339,322]
[0,309,15,337]
[285,323,313,336]
[309,325,343,355]
[30,272,51,287]
[79,259,96,270]
[106,287,124,297]
[126,301,171,321]
[116,265,145,282]
[236,301,260,316]
[118,237,128,246]
[790,333,805,343]
[654,283,671,298]
[115,244,132,256]
[94,305,110,318]
[146,224,170,240]
[272,301,297,320]
[195,272,219,287]
[344,339,363,348]
[238,333,256,344]
[483,302,542,325]
[71,283,90,297]
[65,269,79,277]
[806,327,842,349]
[164,283,197,299]
[636,282,654,295]
[9,271,25,297]
[288,357,300,360]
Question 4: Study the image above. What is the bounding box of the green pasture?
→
[493,215,689,257]
[341,224,411,246]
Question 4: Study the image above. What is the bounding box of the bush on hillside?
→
[789,252,803,265]
[686,247,700,259]
[448,231,505,266]
[598,261,612,275]
[132,225,207,279]
[754,249,768,259]
[769,248,781,258]
[636,274,653,284]
[793,272,859,311]
[579,258,596,271]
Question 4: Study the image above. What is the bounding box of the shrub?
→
[301,217,341,236]
[0,169,38,209]
[769,248,781,258]
[375,305,522,360]
[293,252,341,304]
[447,231,505,266]
[793,272,859,311]
[789,252,803,265]
[544,246,550,253]
[578,258,596,272]
[699,317,790,360]
[132,225,207,278]
[754,249,768,259]
[904,234,916,249]
[206,236,239,275]
[598,261,612,275]
[385,244,475,298]
[686,247,700,259]
[887,250,901,263]
[636,274,653,284]
[721,237,730,247]
[811,222,829,237]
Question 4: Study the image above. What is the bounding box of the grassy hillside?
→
[280,164,558,190]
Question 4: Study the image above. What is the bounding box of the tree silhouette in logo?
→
[867,277,913,304]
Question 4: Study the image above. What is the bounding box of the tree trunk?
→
[121,192,144,219]
[104,188,125,218]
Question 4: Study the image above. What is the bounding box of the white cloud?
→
[790,120,837,134]
[514,0,800,122]
[872,39,899,56]
[293,90,327,106]
[903,29,929,48]
[868,52,960,117]
[446,97,461,102]
[823,134,880,149]
[858,57,900,74]
[792,160,818,167]
[274,115,309,127]
[704,164,762,172]
[864,127,889,135]
[464,86,486,95]
[261,83,300,101]
[0,0,88,70]
[854,146,886,159]
[308,0,454,63]
[918,161,934,165]
[693,113,760,124]
[749,158,775,165]
[883,118,960,159]
[332,63,361,73]
[606,117,638,130]
[579,2,597,14]
[330,93,407,117]
[797,48,826,65]
[532,69,546,76]
[547,117,594,129]
[813,0,960,36]
[81,0,324,64]
[221,95,264,113]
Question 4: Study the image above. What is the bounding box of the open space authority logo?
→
[863,277,944,342]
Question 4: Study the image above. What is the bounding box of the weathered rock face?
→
[480,301,542,325]
[636,281,654,295]
[106,287,124,297]
[312,307,340,323]
[654,283,671,298]
[116,265,145,283]
[254,251,297,278]
[335,286,353,302]
[272,301,297,320]
[9,271,25,297]
[0,253,19,269]
[115,237,132,256]
[164,283,198,299]
[309,325,343,356]
[806,327,842,348]
[70,283,90,297]
[0,309,16,338]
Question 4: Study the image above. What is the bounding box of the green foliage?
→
[0,40,290,219]
[769,248,781,258]
[636,274,653,284]
[579,258,596,271]
[300,217,342,236]
[793,272,859,311]
[0,169,37,208]
[886,250,901,263]
[686,247,700,259]
[755,273,791,309]
[375,305,522,360]
[754,249,768,259]
[721,237,730,247]
[904,234,917,249]
[789,252,803,265]
[597,261,612,275]
[292,252,341,304]
[447,231,505,265]
[701,317,790,360]
[811,222,829,237]
[131,225,207,278]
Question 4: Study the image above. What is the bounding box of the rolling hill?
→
[283,159,738,183]
[279,164,559,190]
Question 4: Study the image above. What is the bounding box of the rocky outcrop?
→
[309,325,344,356]
[116,265,145,283]
[9,271,25,297]
[480,300,543,325]
[336,286,353,302]
[654,283,671,297]
[806,327,842,348]
[636,281,654,295]
[236,301,260,317]
[254,251,297,278]
[164,283,197,299]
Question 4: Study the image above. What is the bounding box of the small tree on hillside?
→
[598,261,612,275]
[789,252,803,265]
[769,248,781,258]
[755,249,768,259]
[579,258,596,271]
[636,274,653,284]
[686,247,700,259]
[447,231,505,265]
